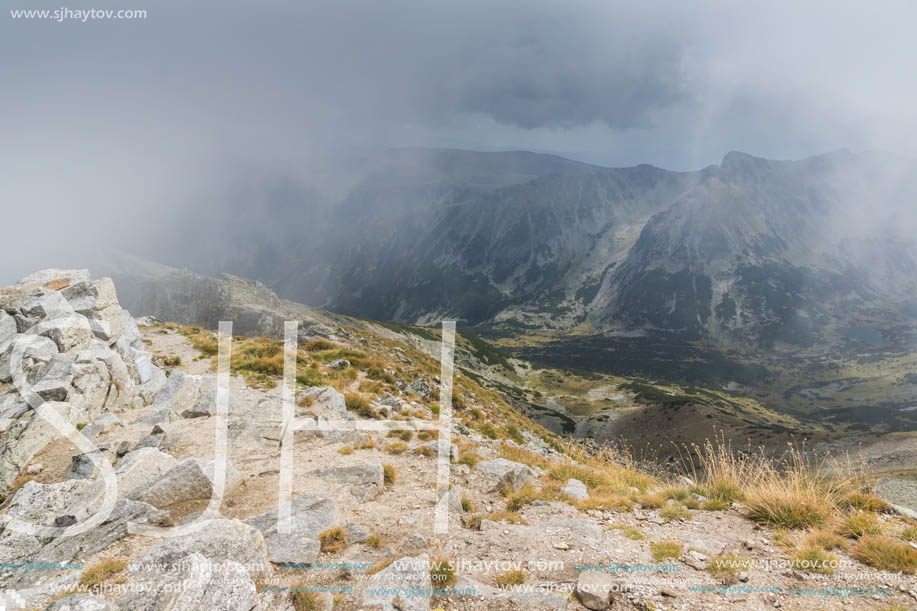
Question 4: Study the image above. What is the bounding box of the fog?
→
[2,0,917,284]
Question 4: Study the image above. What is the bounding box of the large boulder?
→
[114,447,177,500]
[138,457,241,508]
[63,278,124,343]
[129,518,269,578]
[182,386,239,419]
[135,371,200,425]
[119,551,260,611]
[575,570,622,610]
[244,493,338,564]
[0,401,81,495]
[309,463,384,501]
[354,554,432,611]
[297,385,346,413]
[476,458,535,492]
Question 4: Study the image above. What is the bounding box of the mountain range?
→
[157,148,917,352]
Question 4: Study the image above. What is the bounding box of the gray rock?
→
[354,554,432,611]
[46,594,119,610]
[62,278,119,314]
[80,413,123,440]
[561,478,589,500]
[138,457,241,508]
[406,378,433,400]
[120,551,260,611]
[297,385,347,413]
[683,536,727,557]
[16,268,90,288]
[344,522,369,544]
[436,487,463,513]
[0,401,79,495]
[244,494,338,564]
[575,570,622,610]
[131,518,269,578]
[136,432,165,449]
[310,463,384,502]
[456,576,568,610]
[0,311,16,345]
[328,358,350,369]
[115,447,177,500]
[66,450,105,480]
[400,532,428,555]
[182,388,239,418]
[476,458,535,492]
[138,371,201,425]
[44,318,93,352]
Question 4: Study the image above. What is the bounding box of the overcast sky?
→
[2,0,916,280]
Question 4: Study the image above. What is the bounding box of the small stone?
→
[552,541,569,550]
[661,587,678,598]
[26,463,43,475]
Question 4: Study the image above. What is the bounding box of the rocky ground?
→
[0,270,915,611]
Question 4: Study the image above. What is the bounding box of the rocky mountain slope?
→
[0,270,915,611]
[162,148,917,352]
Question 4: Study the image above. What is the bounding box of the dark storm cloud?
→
[1,0,916,282]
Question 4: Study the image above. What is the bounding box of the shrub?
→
[290,588,322,611]
[495,570,526,586]
[345,394,376,419]
[638,494,665,509]
[461,497,474,513]
[576,493,635,512]
[80,559,126,587]
[365,534,384,549]
[609,525,644,540]
[458,449,480,467]
[792,546,838,573]
[843,491,890,513]
[305,339,336,352]
[804,529,847,551]
[853,536,917,573]
[319,528,345,553]
[660,504,692,523]
[430,556,456,586]
[838,511,882,539]
[414,446,434,457]
[661,487,690,501]
[417,430,437,441]
[383,464,397,485]
[388,430,413,442]
[707,555,751,582]
[384,441,408,455]
[650,541,682,562]
[503,425,525,444]
[337,445,354,455]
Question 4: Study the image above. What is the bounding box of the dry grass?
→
[319,527,346,553]
[660,504,692,523]
[430,556,457,586]
[804,529,848,551]
[384,441,408,455]
[80,559,127,587]
[290,588,322,611]
[650,541,682,561]
[792,546,838,573]
[707,555,750,583]
[383,464,397,485]
[608,524,645,540]
[576,493,634,512]
[365,534,384,549]
[498,444,550,470]
[853,536,917,573]
[837,511,882,539]
[337,445,354,455]
[843,491,890,513]
[495,570,526,586]
[388,429,414,442]
[638,493,666,509]
[467,511,527,529]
